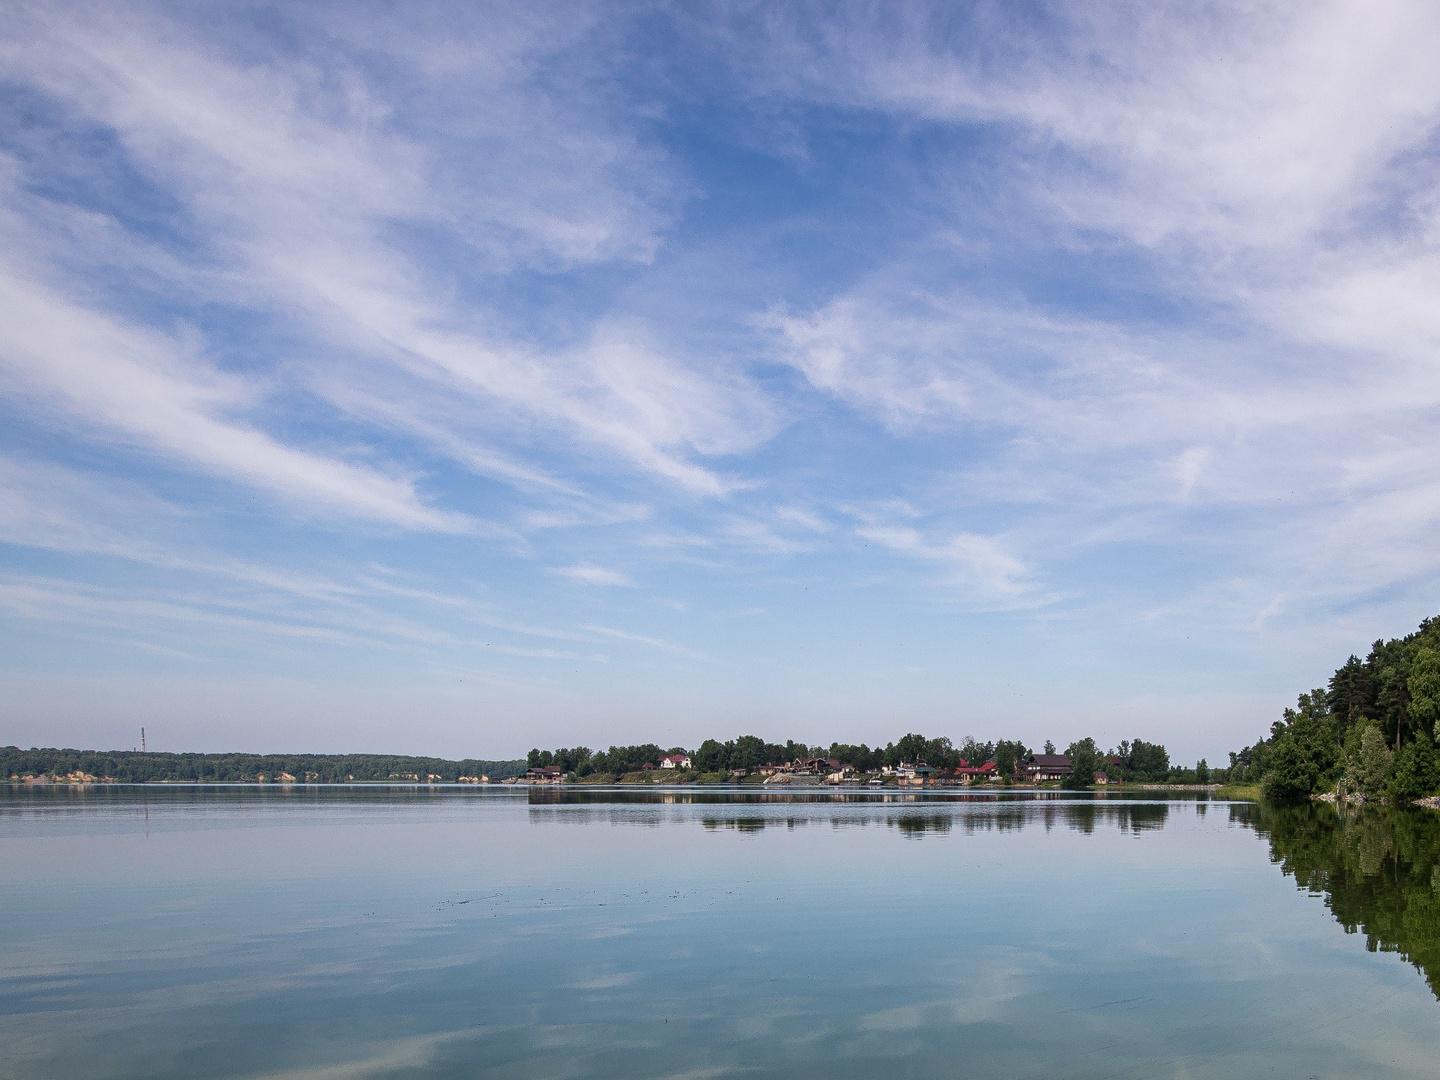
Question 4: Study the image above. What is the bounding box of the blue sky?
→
[3,1,1440,761]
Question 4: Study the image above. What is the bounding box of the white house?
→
[659,753,692,769]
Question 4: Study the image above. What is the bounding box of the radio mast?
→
[141,726,146,753]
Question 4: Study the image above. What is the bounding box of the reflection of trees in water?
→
[702,817,808,832]
[1237,802,1440,1000]
[525,788,1184,836]
[680,802,1170,836]
[891,814,954,836]
[1061,802,1169,835]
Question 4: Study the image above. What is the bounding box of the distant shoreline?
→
[503,770,1222,792]
[1,746,527,786]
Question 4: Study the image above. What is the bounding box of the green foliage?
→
[1409,647,1440,738]
[993,740,1028,781]
[828,743,884,771]
[691,736,804,774]
[527,747,593,773]
[1111,738,1170,782]
[958,737,996,765]
[1232,615,1440,802]
[1339,721,1394,801]
[572,745,665,776]
[1215,782,1262,800]
[1390,734,1440,803]
[1261,735,1325,802]
[1064,737,1100,789]
[1258,693,1341,801]
[1327,654,1376,726]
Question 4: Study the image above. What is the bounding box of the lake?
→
[4,786,1440,1079]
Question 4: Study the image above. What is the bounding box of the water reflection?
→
[1237,802,1440,1000]
[528,787,1173,837]
[522,786,1209,806]
[9,785,1440,1078]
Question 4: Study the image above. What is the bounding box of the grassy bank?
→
[1214,783,1262,801]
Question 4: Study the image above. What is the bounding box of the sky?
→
[2,1,1440,762]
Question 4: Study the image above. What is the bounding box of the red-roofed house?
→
[659,753,692,770]
[955,760,998,785]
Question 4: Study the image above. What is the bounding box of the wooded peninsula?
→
[1226,614,1440,804]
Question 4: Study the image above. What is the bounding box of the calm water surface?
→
[4,786,1440,1079]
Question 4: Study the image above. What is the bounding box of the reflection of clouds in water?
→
[584,924,635,940]
[856,1002,931,1032]
[0,944,489,1066]
[854,951,1042,1035]
[12,791,1440,1079]
[238,1030,474,1080]
[568,971,640,990]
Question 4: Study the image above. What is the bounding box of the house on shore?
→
[1022,754,1071,782]
[955,760,998,784]
[783,757,832,776]
[659,753,692,770]
[896,761,935,786]
[525,765,564,783]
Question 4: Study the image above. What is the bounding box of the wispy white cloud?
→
[854,522,1054,611]
[580,623,714,663]
[5,1,1440,759]
[549,563,635,588]
[772,506,832,533]
[0,3,780,504]
[724,3,1440,253]
[0,264,472,531]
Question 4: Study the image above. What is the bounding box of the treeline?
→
[527,744,681,776]
[528,732,1201,786]
[2,747,526,783]
[1059,736,1196,786]
[1228,615,1440,802]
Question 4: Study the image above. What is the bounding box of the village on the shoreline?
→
[512,749,1196,788]
[3,733,1214,789]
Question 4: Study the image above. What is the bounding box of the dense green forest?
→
[2,747,525,783]
[1228,615,1440,802]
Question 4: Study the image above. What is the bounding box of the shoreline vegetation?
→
[1214,783,1263,801]
[1227,614,1440,809]
[521,734,1214,790]
[7,733,1216,790]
